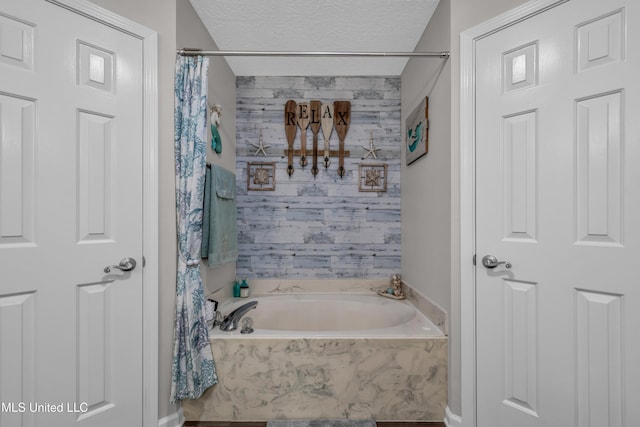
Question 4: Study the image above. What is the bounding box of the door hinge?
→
[473,254,476,266]
[142,256,146,268]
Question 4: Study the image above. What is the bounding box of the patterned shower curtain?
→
[171,55,217,403]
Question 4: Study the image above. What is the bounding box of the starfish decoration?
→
[250,129,271,156]
[362,132,381,159]
[253,168,270,185]
[365,168,381,187]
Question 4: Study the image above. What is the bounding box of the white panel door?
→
[475,0,639,426]
[0,0,144,426]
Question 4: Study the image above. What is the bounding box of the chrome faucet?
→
[220,301,258,331]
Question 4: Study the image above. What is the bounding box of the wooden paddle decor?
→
[284,100,297,176]
[333,101,351,177]
[309,100,321,177]
[320,103,333,168]
[297,102,310,168]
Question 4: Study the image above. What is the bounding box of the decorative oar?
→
[297,102,310,167]
[284,100,297,176]
[320,103,334,168]
[309,100,321,177]
[333,101,351,177]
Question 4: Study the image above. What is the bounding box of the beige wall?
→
[401,0,451,316]
[401,0,452,416]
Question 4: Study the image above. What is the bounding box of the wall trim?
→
[459,1,568,426]
[46,1,159,427]
[158,407,184,427]
[444,406,462,427]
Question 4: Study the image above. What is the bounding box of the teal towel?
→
[201,165,212,257]
[201,164,237,266]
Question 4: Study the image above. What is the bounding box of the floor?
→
[183,423,445,427]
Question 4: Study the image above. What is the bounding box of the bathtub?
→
[183,292,447,422]
[209,293,443,337]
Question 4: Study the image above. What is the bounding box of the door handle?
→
[104,257,137,273]
[482,254,511,269]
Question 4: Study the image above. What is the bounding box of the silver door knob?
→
[104,257,137,273]
[482,254,511,269]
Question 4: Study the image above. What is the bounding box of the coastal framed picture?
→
[358,163,387,192]
[247,162,276,191]
[405,96,428,165]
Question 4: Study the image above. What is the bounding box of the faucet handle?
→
[213,311,223,327]
[240,317,254,334]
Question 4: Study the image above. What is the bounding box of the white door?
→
[0,0,144,426]
[476,0,639,426]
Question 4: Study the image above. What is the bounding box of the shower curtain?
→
[170,55,217,403]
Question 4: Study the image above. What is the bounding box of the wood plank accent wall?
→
[235,76,401,279]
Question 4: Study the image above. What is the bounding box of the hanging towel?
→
[201,165,213,257]
[201,164,237,267]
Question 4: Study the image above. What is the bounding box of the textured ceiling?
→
[189,0,440,76]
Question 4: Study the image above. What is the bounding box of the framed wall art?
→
[358,163,387,192]
[406,96,428,165]
[247,162,276,191]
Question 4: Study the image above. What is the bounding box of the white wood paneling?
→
[503,42,537,93]
[235,76,401,279]
[576,290,623,427]
[0,93,35,245]
[462,1,640,426]
[77,110,113,243]
[503,280,538,416]
[0,291,35,427]
[576,9,624,72]
[0,13,34,70]
[77,282,115,418]
[576,91,622,246]
[77,41,114,92]
[503,111,537,242]
[0,0,158,425]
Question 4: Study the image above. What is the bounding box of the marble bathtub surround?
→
[182,337,447,422]
[189,283,448,422]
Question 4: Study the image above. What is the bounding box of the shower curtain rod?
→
[177,48,450,58]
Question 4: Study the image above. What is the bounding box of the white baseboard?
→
[444,406,462,427]
[158,407,184,427]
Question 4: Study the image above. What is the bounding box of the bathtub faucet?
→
[220,301,258,331]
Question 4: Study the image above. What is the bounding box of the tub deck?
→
[209,293,444,338]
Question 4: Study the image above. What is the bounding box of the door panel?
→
[475,0,639,426]
[0,93,36,246]
[0,0,144,425]
[575,91,623,246]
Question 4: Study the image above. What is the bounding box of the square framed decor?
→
[247,162,276,191]
[358,163,387,192]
